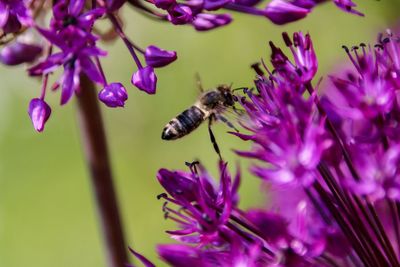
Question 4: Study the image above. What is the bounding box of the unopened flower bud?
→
[28,98,51,132]
[98,82,128,107]
[131,66,157,94]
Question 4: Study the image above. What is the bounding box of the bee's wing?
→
[214,104,249,132]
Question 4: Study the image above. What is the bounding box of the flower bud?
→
[167,5,193,25]
[131,66,157,94]
[0,41,42,66]
[145,45,177,68]
[28,98,51,132]
[192,13,232,31]
[98,82,128,107]
[265,0,309,25]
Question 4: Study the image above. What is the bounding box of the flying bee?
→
[161,78,241,159]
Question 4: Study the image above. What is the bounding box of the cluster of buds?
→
[0,0,361,132]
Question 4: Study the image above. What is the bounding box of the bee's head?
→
[217,84,235,106]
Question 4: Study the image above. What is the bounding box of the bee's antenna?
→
[232,87,248,92]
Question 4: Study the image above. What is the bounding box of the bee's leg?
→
[208,116,223,161]
[215,114,239,132]
[195,73,204,92]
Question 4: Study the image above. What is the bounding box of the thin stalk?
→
[76,75,128,267]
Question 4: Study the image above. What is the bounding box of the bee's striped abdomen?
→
[162,106,205,140]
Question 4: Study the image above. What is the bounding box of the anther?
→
[157,193,168,200]
[282,32,292,47]
[251,63,265,76]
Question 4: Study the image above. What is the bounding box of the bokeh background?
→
[1,1,400,266]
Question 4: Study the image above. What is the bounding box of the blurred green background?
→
[0,1,399,266]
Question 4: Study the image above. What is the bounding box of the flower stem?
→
[76,75,128,267]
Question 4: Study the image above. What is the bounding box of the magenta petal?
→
[28,98,51,132]
[265,0,309,25]
[0,3,9,28]
[98,82,128,108]
[145,45,177,68]
[60,66,80,105]
[131,66,157,94]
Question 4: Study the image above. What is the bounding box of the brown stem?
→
[77,75,128,267]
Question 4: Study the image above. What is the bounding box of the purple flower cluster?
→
[0,0,362,132]
[133,31,400,267]
[234,31,400,267]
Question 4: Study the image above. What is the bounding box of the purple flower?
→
[98,82,128,108]
[265,0,310,25]
[167,4,193,25]
[29,28,106,104]
[0,41,42,65]
[192,13,232,31]
[28,98,51,132]
[131,66,157,94]
[157,162,241,246]
[234,76,331,186]
[345,145,400,201]
[0,0,32,34]
[269,32,318,86]
[50,0,105,33]
[145,45,177,68]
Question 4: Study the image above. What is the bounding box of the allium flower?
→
[98,82,128,107]
[0,0,32,34]
[231,31,400,267]
[28,98,51,132]
[29,27,106,104]
[156,162,240,245]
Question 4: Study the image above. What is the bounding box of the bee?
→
[161,79,240,159]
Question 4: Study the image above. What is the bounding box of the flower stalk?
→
[76,74,128,267]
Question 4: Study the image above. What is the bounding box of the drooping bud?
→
[98,82,128,107]
[145,45,177,68]
[265,0,309,25]
[131,66,157,94]
[167,4,193,25]
[28,98,51,132]
[0,41,42,66]
[192,13,232,31]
